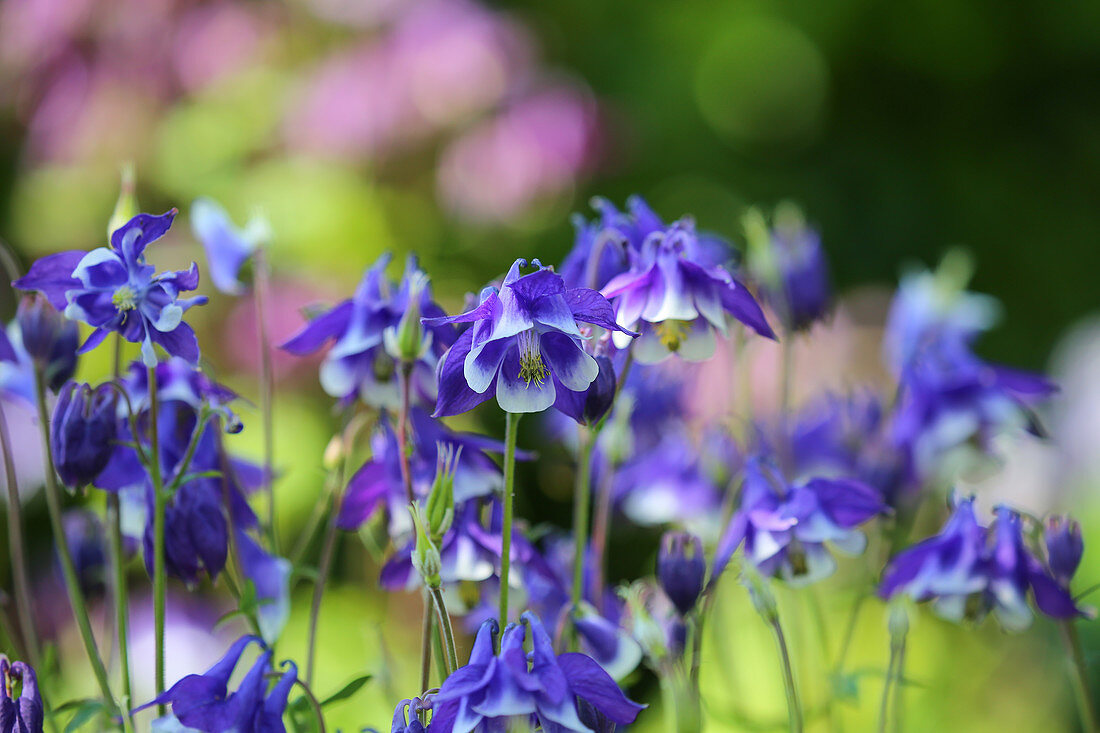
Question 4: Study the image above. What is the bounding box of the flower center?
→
[517,330,549,388]
[112,285,138,311]
[655,319,691,351]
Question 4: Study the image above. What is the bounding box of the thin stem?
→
[891,635,906,733]
[420,590,433,694]
[658,674,679,733]
[254,249,278,552]
[0,402,40,666]
[33,370,119,715]
[590,462,614,614]
[769,615,803,733]
[876,639,900,733]
[570,426,594,637]
[396,362,416,505]
[147,366,167,716]
[780,330,794,419]
[306,503,339,687]
[498,412,520,631]
[1060,619,1099,733]
[289,677,327,733]
[430,586,460,675]
[834,593,866,675]
[107,494,133,729]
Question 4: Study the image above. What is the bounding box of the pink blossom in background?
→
[436,84,599,222]
[173,3,267,93]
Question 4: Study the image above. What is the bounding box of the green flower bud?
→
[410,503,442,589]
[384,271,431,363]
[741,562,777,622]
[108,163,139,239]
[425,442,460,542]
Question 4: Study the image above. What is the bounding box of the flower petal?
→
[540,332,598,392]
[556,653,645,724]
[280,300,354,355]
[564,288,637,336]
[496,349,556,414]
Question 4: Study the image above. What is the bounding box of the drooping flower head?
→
[428,612,644,733]
[0,656,43,733]
[15,294,79,391]
[13,211,208,366]
[657,532,706,617]
[745,204,831,333]
[426,258,636,420]
[51,382,118,489]
[135,635,296,732]
[190,198,268,295]
[282,254,455,409]
[879,498,1086,629]
[600,217,774,364]
[713,459,887,586]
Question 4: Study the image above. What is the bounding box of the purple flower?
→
[601,218,774,364]
[1045,516,1084,586]
[561,196,733,291]
[282,255,454,409]
[754,217,831,332]
[15,294,79,391]
[336,409,515,534]
[190,198,266,295]
[13,211,208,366]
[0,657,43,733]
[612,433,725,527]
[50,382,118,489]
[135,635,296,732]
[429,613,644,733]
[61,509,108,598]
[389,698,429,732]
[426,258,636,419]
[713,459,886,586]
[657,532,705,616]
[879,499,1085,629]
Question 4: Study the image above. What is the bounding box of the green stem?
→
[306,505,339,687]
[146,365,168,716]
[658,674,679,733]
[0,401,40,667]
[498,412,520,631]
[289,677,327,733]
[33,371,119,716]
[570,426,595,641]
[430,586,460,674]
[420,590,433,694]
[396,362,416,505]
[254,250,278,553]
[891,636,906,733]
[769,615,803,733]
[1060,619,1099,733]
[107,494,133,730]
[877,639,900,733]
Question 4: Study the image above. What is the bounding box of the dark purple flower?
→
[713,459,886,586]
[756,218,831,332]
[13,211,208,366]
[600,218,773,364]
[0,657,43,733]
[50,382,118,489]
[389,698,428,732]
[61,509,108,598]
[425,258,636,420]
[282,255,455,409]
[1045,516,1084,586]
[15,295,79,391]
[657,532,705,616]
[190,197,264,295]
[135,635,296,732]
[429,613,644,732]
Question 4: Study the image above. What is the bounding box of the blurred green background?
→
[1,0,1099,730]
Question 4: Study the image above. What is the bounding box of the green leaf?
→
[65,700,106,732]
[319,674,373,707]
[49,699,95,717]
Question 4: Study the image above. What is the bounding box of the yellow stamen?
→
[655,319,691,352]
[112,285,137,311]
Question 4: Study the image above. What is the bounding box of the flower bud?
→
[410,503,442,589]
[425,442,459,542]
[107,163,139,239]
[657,532,706,616]
[741,563,777,622]
[887,599,909,643]
[386,271,430,363]
[17,296,80,392]
[1045,515,1084,585]
[50,382,118,489]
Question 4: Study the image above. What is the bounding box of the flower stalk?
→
[571,425,595,639]
[498,411,521,630]
[1059,619,1099,733]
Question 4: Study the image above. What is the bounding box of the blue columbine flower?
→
[600,218,774,364]
[561,196,734,291]
[282,254,455,410]
[190,198,267,295]
[13,211,208,366]
[388,698,429,732]
[429,613,644,733]
[1045,516,1084,586]
[336,408,518,535]
[657,532,706,617]
[50,382,118,489]
[135,635,296,732]
[879,498,1085,629]
[15,294,79,391]
[713,459,887,586]
[426,258,636,419]
[747,206,831,333]
[0,656,43,733]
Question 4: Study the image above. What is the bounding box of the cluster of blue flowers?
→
[0,185,1090,733]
